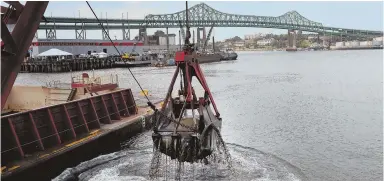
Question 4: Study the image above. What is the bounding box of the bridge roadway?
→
[38,3,383,38]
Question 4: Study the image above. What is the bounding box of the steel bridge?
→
[39,3,383,38]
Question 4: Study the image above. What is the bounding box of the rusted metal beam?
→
[1,1,49,110]
[1,20,17,55]
[126,89,138,114]
[119,92,130,116]
[76,102,89,132]
[110,93,122,120]
[63,105,76,139]
[47,108,62,145]
[3,1,23,13]
[8,117,25,158]
[1,5,18,24]
[28,113,45,151]
[1,6,9,13]
[100,96,112,123]
[1,89,137,166]
[89,98,101,128]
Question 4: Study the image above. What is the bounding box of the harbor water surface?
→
[15,50,383,181]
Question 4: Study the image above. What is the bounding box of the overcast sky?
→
[13,1,383,41]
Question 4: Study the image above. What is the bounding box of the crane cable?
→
[85,1,154,108]
[85,2,198,131]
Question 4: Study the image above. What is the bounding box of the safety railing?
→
[71,74,119,87]
[45,80,72,89]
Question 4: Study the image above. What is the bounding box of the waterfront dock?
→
[20,57,159,73]
[20,57,122,73]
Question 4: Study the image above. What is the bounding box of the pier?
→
[21,57,121,73]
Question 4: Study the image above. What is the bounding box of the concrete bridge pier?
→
[122,24,130,40]
[75,22,86,39]
[196,27,206,49]
[196,27,201,48]
[166,27,169,52]
[139,28,147,45]
[193,30,195,44]
[287,29,297,51]
[122,13,130,40]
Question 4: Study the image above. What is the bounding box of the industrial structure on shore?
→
[330,37,383,50]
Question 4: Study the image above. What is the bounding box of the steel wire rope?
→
[85,1,151,104]
[1,105,138,154]
[84,2,198,133]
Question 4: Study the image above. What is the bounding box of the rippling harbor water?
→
[16,50,383,181]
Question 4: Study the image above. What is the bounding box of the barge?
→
[1,90,161,181]
[114,60,152,68]
[1,72,160,180]
[286,47,298,52]
[197,53,222,63]
[219,49,238,60]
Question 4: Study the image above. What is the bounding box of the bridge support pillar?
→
[166,27,169,52]
[102,13,110,40]
[122,13,130,40]
[193,30,195,44]
[287,29,297,50]
[122,23,130,40]
[178,30,182,50]
[75,22,86,39]
[45,29,56,39]
[102,23,110,40]
[139,28,147,45]
[203,27,206,44]
[196,27,205,49]
[196,28,200,48]
[45,21,56,39]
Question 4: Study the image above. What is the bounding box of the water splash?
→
[148,128,233,181]
[54,133,306,181]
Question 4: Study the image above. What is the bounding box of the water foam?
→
[54,134,306,181]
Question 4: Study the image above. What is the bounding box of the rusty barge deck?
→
[1,88,159,181]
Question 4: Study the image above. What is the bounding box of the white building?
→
[233,41,245,48]
[244,35,255,40]
[159,34,176,46]
[244,33,266,40]
[257,38,275,46]
[374,36,383,42]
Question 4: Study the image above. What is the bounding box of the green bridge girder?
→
[40,3,383,38]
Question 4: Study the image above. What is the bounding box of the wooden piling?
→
[20,57,120,73]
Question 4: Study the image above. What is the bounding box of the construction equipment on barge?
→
[150,1,230,166]
[1,1,231,180]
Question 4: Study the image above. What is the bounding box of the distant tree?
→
[271,40,279,48]
[231,36,242,41]
[298,40,311,48]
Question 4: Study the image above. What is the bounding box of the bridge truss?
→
[40,3,383,38]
